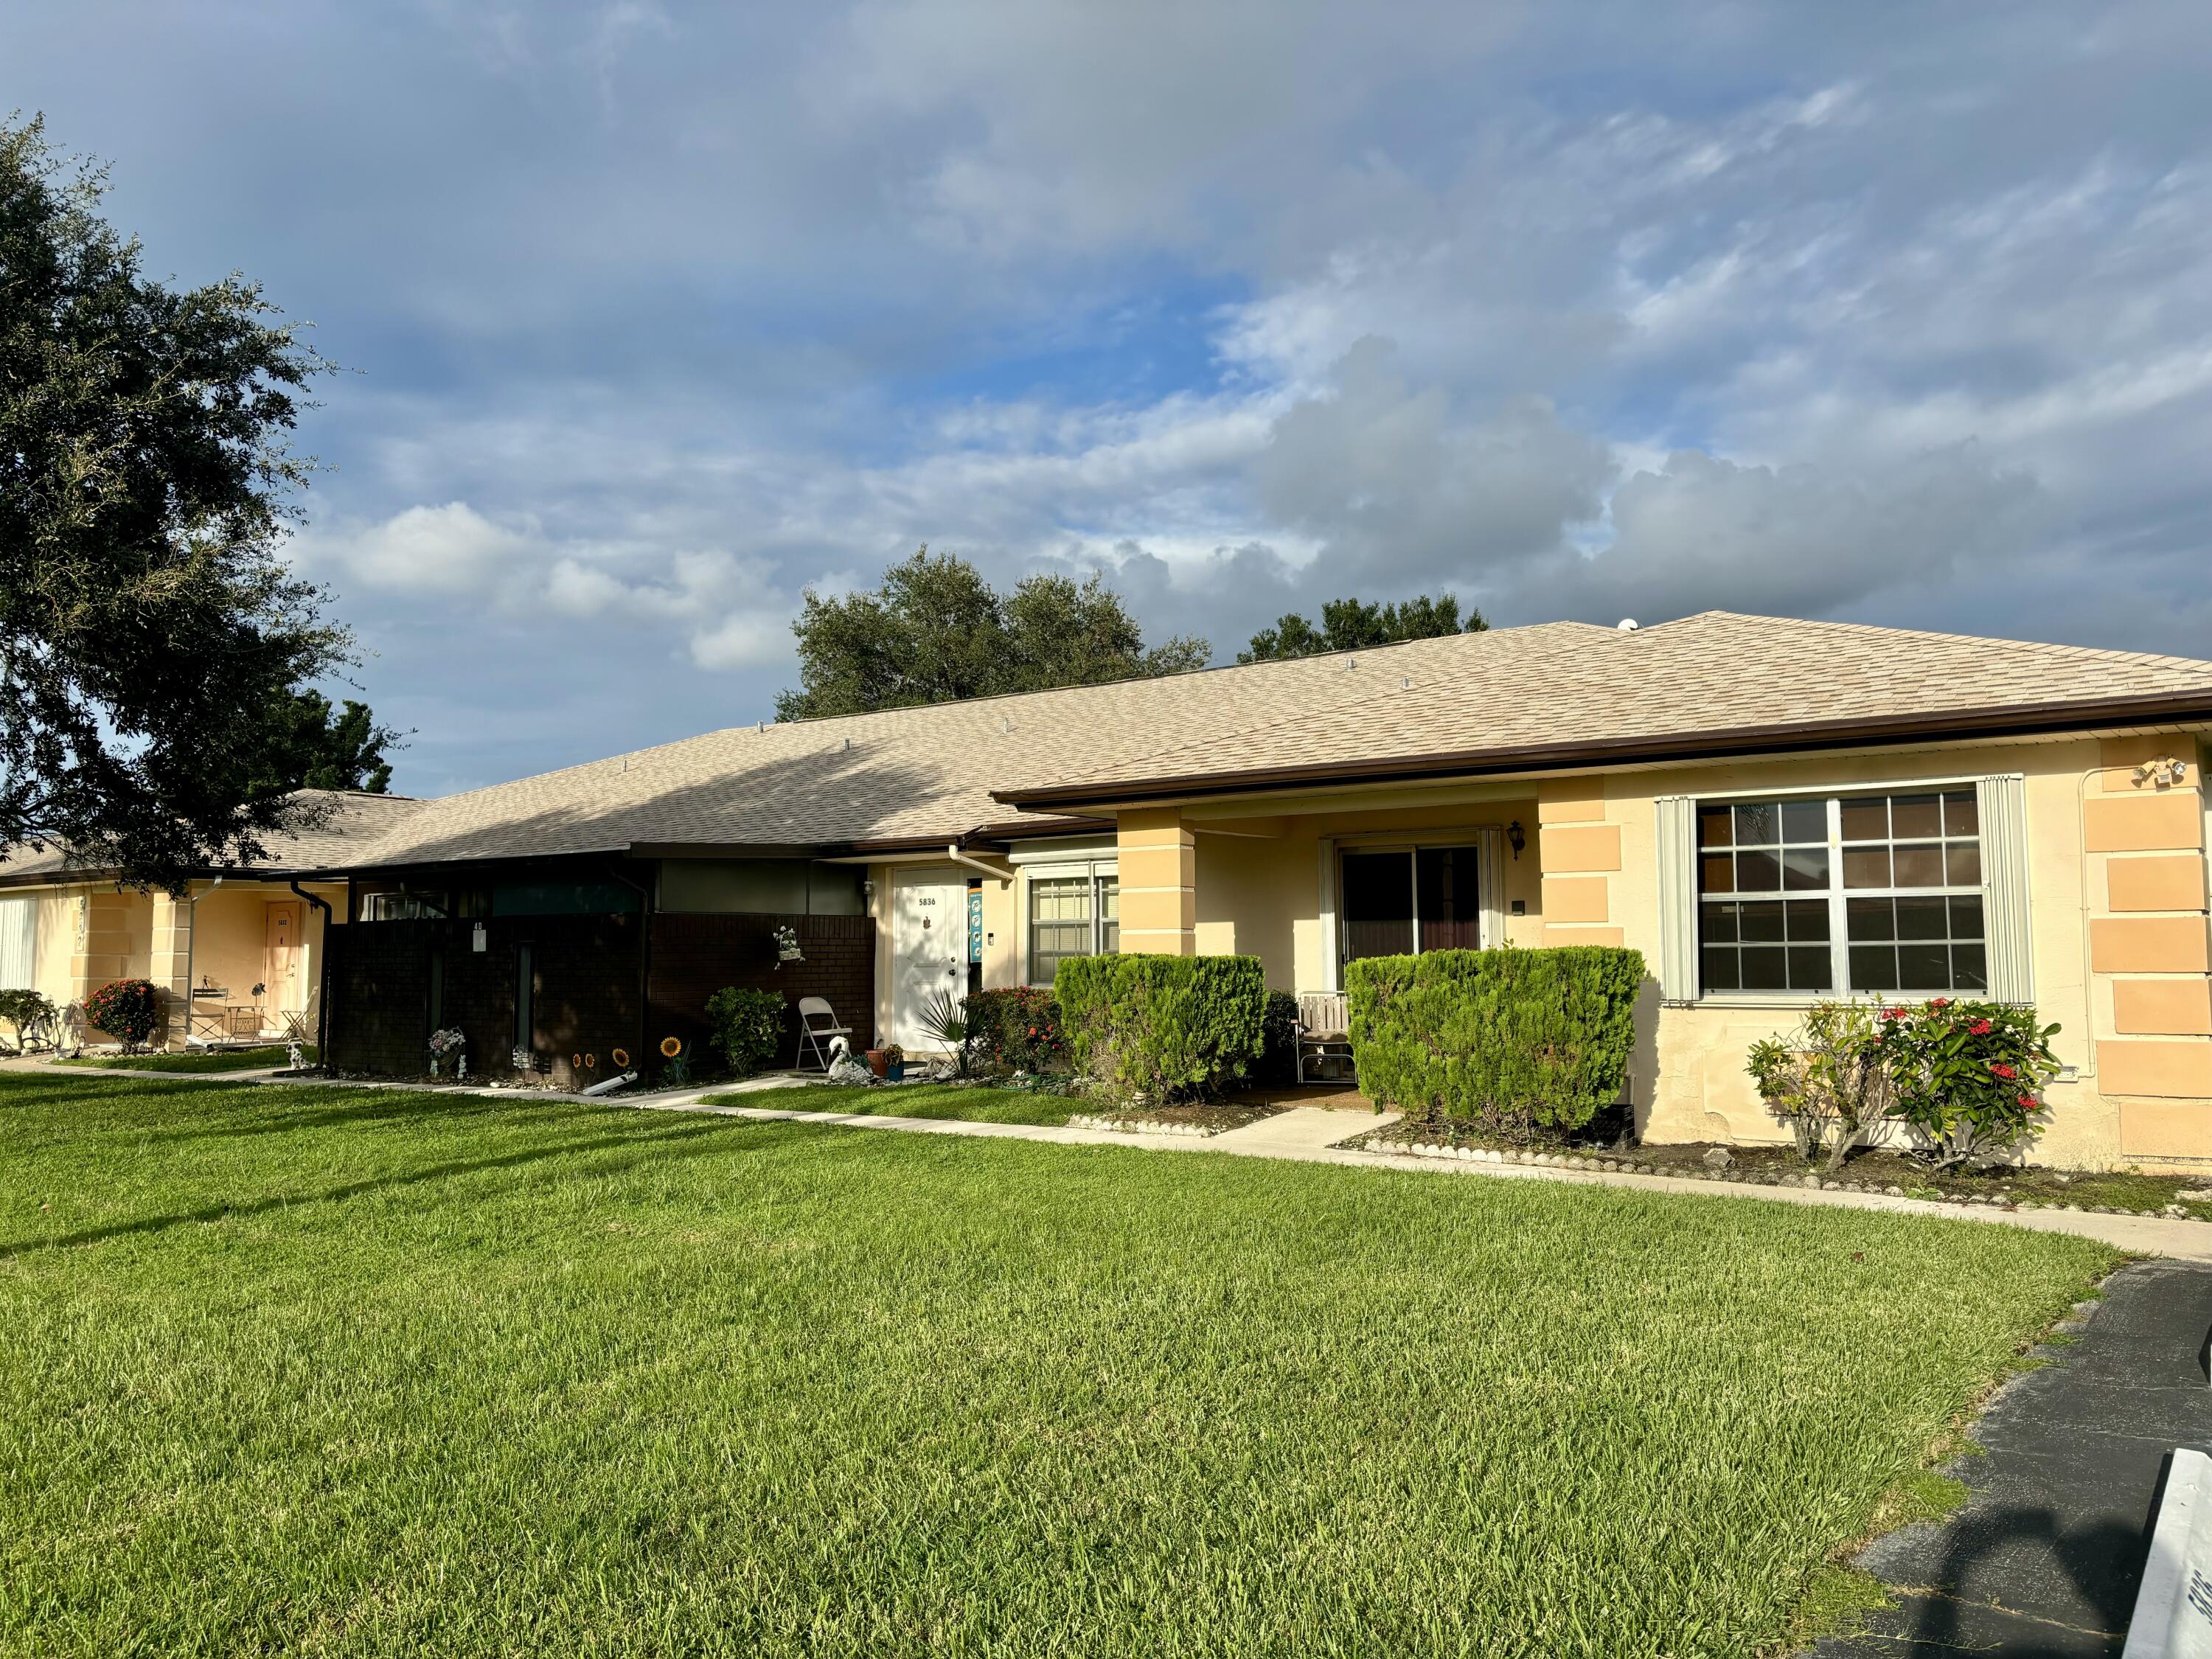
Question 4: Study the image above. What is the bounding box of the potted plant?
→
[427,1026,467,1079]
[882,1043,905,1082]
[773,923,804,964]
[865,1047,890,1079]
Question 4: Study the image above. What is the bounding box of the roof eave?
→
[992,691,2212,812]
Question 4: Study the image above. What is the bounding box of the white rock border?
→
[1068,1113,1230,1138]
[1356,1138,2211,1222]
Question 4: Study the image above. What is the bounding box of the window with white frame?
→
[1696,789,1988,996]
[1029,873,1117,985]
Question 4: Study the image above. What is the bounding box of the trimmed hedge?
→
[1055,954,1267,1103]
[1346,946,1646,1136]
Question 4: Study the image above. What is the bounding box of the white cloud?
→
[295,501,541,594]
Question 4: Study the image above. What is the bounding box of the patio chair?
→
[1295,992,1356,1085]
[796,997,852,1071]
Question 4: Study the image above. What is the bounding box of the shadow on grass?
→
[124,1091,529,1146]
[0,1114,831,1261]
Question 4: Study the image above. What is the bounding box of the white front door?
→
[891,869,967,1050]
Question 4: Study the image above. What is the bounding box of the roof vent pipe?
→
[1617,619,1639,632]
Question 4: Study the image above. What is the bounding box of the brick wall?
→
[648,912,875,1067]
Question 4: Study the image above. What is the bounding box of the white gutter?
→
[945,845,1015,882]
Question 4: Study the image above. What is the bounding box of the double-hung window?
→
[1029,872,1118,985]
[1696,788,1989,997]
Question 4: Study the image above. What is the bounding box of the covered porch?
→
[78,878,343,1049]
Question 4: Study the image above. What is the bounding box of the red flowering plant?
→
[1871,998,2062,1171]
[960,987,1068,1075]
[84,978,163,1053]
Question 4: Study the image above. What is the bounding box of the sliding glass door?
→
[1341,852,1414,962]
[1340,844,1483,965]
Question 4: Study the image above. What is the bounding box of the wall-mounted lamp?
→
[1506,820,1526,860]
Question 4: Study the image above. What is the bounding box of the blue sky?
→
[9,2,2212,796]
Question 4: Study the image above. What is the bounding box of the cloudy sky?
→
[10,3,2211,796]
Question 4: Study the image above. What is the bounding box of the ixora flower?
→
[1968,1018,1992,1035]
[1989,1061,2019,1079]
[1929,998,1952,1010]
[1881,1007,1908,1021]
[2019,1094,2037,1108]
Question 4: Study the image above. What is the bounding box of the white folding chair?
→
[796,997,852,1071]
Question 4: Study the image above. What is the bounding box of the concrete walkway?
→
[10,1058,2212,1262]
[1815,1259,2212,1657]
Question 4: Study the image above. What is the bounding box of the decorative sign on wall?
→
[968,886,984,964]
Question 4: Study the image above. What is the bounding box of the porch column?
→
[149,888,195,1050]
[1116,808,1196,956]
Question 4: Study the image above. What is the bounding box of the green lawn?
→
[55,1043,314,1074]
[0,1074,2115,1658]
[706,1080,1080,1126]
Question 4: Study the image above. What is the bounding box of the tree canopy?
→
[776,547,1211,720]
[1,116,349,889]
[253,690,400,796]
[1238,594,1485,663]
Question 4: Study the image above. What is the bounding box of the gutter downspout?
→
[290,879,334,1068]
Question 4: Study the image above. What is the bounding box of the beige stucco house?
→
[979,615,2212,1169]
[46,612,2211,1172]
[0,792,417,1048]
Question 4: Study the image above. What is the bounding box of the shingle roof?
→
[334,630,1627,868]
[0,790,428,887]
[27,613,2201,880]
[998,611,2212,809]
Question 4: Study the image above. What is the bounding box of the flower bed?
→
[1349,1121,2212,1219]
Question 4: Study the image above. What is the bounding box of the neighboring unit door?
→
[891,869,966,1050]
[264,902,302,1015]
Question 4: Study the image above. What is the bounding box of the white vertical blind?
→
[1654,796,1697,1004]
[1317,838,1338,993]
[0,897,35,990]
[1478,827,1506,950]
[1975,773,2034,1003]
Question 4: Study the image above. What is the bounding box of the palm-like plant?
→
[917,987,970,1077]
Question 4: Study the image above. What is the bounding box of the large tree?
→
[1,116,349,889]
[1239,594,1485,663]
[776,547,1209,720]
[253,689,400,796]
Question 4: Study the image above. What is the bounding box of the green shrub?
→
[704,987,786,1077]
[0,989,55,1051]
[962,987,1068,1074]
[1746,1001,1895,1172]
[84,978,163,1052]
[1254,989,1301,1088]
[1873,998,2060,1169]
[1054,954,1267,1103]
[1346,945,1645,1138]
